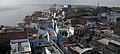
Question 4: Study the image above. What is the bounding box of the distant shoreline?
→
[0,4,50,26]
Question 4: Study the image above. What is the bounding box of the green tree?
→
[74,8,91,17]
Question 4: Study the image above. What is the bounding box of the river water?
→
[0,4,50,26]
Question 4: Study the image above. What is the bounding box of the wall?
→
[0,31,27,41]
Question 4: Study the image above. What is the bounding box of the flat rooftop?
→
[10,39,31,53]
[109,40,120,46]
[97,38,110,45]
[68,43,93,54]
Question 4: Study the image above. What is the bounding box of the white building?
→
[107,12,120,24]
[38,29,50,42]
[10,39,31,54]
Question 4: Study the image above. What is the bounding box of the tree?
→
[74,8,91,17]
[92,6,111,15]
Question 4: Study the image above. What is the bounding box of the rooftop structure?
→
[97,38,110,45]
[106,11,120,24]
[92,38,120,54]
[29,33,64,54]
[109,40,120,46]
[10,39,31,54]
[111,34,120,41]
[68,43,93,54]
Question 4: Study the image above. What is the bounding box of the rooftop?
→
[10,39,31,53]
[35,17,49,21]
[68,43,93,54]
[111,34,120,41]
[0,31,27,41]
[109,40,120,46]
[97,38,110,45]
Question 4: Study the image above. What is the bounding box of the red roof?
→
[0,31,27,41]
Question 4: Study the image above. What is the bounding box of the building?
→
[68,43,96,54]
[56,25,74,43]
[0,31,27,54]
[32,11,42,17]
[0,31,27,41]
[116,17,120,26]
[106,12,120,24]
[70,18,96,26]
[23,15,32,24]
[29,31,64,54]
[92,38,120,54]
[10,39,31,54]
[38,29,50,42]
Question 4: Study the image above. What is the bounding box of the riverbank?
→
[0,4,50,26]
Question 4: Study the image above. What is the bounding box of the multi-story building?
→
[92,38,120,54]
[106,12,120,24]
[10,39,31,54]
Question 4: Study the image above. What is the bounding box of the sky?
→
[0,0,120,7]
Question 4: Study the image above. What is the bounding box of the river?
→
[0,4,50,26]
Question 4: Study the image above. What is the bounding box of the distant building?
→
[116,17,120,26]
[18,23,26,28]
[106,12,120,24]
[56,26,74,42]
[98,13,108,25]
[23,15,32,24]
[32,11,42,17]
[70,18,96,26]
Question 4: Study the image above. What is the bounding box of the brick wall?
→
[0,31,27,41]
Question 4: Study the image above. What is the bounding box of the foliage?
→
[74,6,112,18]
[74,8,91,17]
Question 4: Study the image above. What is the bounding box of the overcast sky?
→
[0,0,120,7]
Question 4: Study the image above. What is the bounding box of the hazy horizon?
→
[0,0,120,7]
